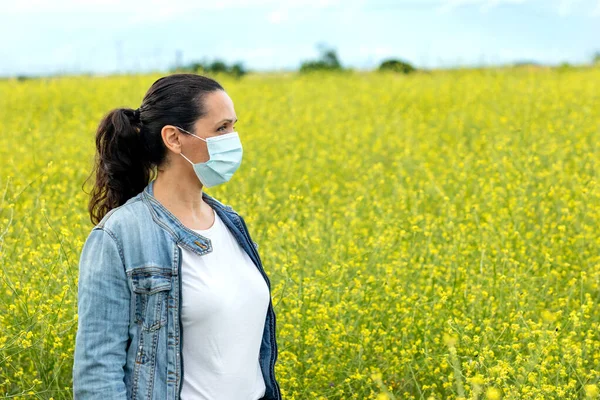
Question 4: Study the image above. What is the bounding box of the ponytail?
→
[87,107,152,225]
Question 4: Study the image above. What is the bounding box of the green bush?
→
[378,58,416,74]
[299,48,343,73]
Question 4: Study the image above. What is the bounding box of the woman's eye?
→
[218,125,227,132]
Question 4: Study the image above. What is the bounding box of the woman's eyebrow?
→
[216,118,238,124]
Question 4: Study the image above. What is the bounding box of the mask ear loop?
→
[175,126,207,142]
[179,152,194,165]
[176,126,207,165]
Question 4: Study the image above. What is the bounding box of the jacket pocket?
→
[130,268,172,332]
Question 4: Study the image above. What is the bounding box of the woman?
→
[73,73,282,400]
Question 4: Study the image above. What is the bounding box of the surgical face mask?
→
[176,126,243,188]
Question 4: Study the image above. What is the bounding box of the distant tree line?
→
[172,59,248,78]
[169,46,600,80]
[299,44,417,75]
[172,44,420,78]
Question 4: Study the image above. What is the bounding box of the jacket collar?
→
[141,179,242,257]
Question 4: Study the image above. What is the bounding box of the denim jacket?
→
[73,179,282,399]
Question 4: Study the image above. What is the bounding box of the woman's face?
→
[182,89,238,164]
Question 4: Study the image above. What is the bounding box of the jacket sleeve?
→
[73,227,130,399]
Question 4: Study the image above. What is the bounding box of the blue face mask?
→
[176,126,243,188]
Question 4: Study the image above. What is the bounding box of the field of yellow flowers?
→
[0,67,599,399]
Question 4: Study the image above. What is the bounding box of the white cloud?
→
[0,0,345,14]
[267,9,289,24]
[0,0,355,27]
[593,0,600,15]
[436,0,600,17]
[558,0,573,15]
[339,0,366,24]
[263,0,343,24]
[436,0,528,14]
[556,0,597,16]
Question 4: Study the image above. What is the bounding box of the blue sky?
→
[0,0,598,76]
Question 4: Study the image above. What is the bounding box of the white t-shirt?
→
[179,207,269,400]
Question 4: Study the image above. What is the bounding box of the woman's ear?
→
[161,125,184,154]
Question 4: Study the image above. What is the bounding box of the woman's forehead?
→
[203,91,235,118]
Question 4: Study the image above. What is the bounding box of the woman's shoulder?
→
[93,195,151,237]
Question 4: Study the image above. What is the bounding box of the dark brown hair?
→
[85,73,224,225]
